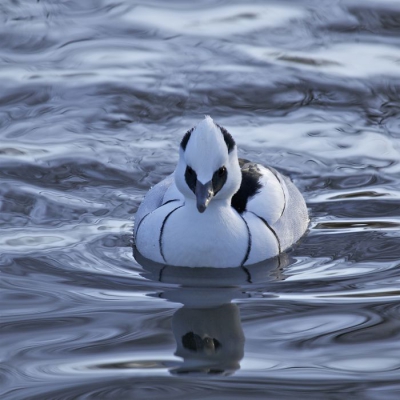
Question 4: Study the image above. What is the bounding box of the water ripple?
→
[2,0,400,398]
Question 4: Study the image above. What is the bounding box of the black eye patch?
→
[212,166,227,195]
[185,165,197,193]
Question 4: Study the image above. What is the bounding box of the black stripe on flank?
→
[159,205,184,263]
[215,123,235,153]
[267,167,286,217]
[250,211,281,253]
[180,127,194,151]
[239,215,252,266]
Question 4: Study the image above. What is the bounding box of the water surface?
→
[1,0,400,399]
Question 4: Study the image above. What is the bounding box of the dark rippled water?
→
[2,1,400,399]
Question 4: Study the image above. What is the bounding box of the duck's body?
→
[134,117,308,268]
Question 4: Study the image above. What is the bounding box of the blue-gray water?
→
[2,1,400,399]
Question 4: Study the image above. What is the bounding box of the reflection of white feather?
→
[135,116,308,268]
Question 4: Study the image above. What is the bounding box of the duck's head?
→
[175,116,241,213]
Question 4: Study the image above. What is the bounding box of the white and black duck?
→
[134,116,308,268]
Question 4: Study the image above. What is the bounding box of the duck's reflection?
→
[136,250,290,376]
[172,303,244,375]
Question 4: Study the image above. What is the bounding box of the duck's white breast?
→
[134,174,175,237]
[135,200,184,264]
[162,202,249,268]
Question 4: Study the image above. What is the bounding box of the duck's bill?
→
[195,180,214,213]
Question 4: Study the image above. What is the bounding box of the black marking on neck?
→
[250,211,281,253]
[215,123,235,153]
[241,266,252,283]
[267,166,286,217]
[231,161,262,214]
[159,204,184,263]
[239,215,251,266]
[180,127,194,151]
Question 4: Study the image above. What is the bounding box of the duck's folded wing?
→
[134,174,183,235]
[244,165,287,225]
[270,173,308,251]
[244,164,308,252]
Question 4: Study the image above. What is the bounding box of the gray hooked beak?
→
[195,180,214,213]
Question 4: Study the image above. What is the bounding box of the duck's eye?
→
[218,166,226,177]
[212,166,228,196]
[185,166,197,194]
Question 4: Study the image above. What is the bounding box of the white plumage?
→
[134,116,308,268]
